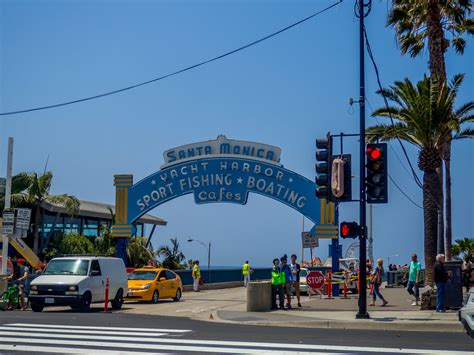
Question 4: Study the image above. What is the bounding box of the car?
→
[459,288,474,334]
[299,268,309,293]
[125,267,183,303]
[29,256,127,312]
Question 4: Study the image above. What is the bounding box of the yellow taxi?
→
[125,266,183,303]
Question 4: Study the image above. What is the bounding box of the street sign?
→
[2,209,15,235]
[302,232,318,248]
[15,208,31,238]
[306,270,325,290]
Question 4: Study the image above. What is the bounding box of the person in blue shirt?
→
[280,255,293,309]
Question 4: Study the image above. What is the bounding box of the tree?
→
[367,75,463,283]
[157,238,186,270]
[43,232,94,260]
[7,171,79,253]
[388,0,474,259]
[127,236,154,268]
[452,237,474,261]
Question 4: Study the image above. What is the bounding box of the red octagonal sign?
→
[306,271,325,289]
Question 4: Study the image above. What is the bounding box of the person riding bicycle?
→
[5,258,29,310]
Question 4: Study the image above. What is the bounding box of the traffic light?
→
[315,134,332,201]
[331,154,352,202]
[366,143,388,204]
[340,221,360,239]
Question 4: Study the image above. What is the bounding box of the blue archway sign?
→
[112,136,335,263]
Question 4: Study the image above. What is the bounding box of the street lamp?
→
[187,238,211,284]
[387,254,398,267]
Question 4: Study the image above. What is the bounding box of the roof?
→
[41,199,167,226]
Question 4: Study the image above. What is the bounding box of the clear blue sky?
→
[1,0,472,268]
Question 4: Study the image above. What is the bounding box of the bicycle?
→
[1,282,29,311]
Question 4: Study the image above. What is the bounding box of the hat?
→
[17,258,25,265]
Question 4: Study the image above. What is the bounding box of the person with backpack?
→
[369,258,388,307]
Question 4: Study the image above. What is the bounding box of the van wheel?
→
[173,288,182,302]
[31,302,44,312]
[151,290,159,304]
[111,289,124,310]
[79,292,92,312]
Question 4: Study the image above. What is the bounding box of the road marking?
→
[6,323,191,333]
[0,345,171,354]
[0,337,309,354]
[1,323,471,354]
[0,326,172,337]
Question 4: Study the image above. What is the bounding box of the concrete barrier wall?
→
[175,266,332,286]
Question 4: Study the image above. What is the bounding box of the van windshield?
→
[128,271,157,281]
[43,260,90,276]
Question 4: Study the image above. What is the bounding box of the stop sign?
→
[306,271,325,289]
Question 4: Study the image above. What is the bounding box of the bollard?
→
[104,275,110,313]
[343,281,347,299]
[326,271,332,299]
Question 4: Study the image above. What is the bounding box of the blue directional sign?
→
[127,157,321,225]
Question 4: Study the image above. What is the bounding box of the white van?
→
[29,256,127,312]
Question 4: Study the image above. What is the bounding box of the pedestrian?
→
[407,253,421,306]
[369,259,388,307]
[434,254,450,313]
[290,254,302,308]
[366,259,372,274]
[242,260,253,287]
[192,260,201,292]
[462,257,472,293]
[280,255,293,309]
[271,258,285,310]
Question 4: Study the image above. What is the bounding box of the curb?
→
[210,311,465,333]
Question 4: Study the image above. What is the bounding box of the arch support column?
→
[112,174,133,264]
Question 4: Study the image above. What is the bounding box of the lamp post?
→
[387,254,398,267]
[187,238,211,284]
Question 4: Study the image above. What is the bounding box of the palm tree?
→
[366,75,464,283]
[387,0,474,259]
[452,237,474,261]
[127,236,154,267]
[157,237,186,270]
[7,171,79,253]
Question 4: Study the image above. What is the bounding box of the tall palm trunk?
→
[423,170,441,285]
[444,139,453,260]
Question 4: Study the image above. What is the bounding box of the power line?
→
[365,98,422,209]
[363,25,442,211]
[388,174,423,209]
[0,1,343,117]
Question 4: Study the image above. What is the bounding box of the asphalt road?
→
[0,309,472,354]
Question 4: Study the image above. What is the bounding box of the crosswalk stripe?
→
[6,323,191,333]
[0,326,171,337]
[2,323,470,354]
[0,330,169,342]
[0,344,171,354]
[0,337,308,354]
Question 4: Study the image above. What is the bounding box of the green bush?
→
[59,233,95,256]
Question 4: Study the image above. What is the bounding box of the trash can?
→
[246,281,272,312]
[444,260,463,309]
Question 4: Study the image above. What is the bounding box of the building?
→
[37,199,167,251]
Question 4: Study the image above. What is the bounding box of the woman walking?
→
[369,259,388,307]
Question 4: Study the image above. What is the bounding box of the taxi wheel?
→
[173,288,182,302]
[151,290,159,304]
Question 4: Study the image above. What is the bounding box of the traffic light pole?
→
[356,0,369,319]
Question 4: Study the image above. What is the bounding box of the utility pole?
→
[357,0,370,319]
[1,137,14,278]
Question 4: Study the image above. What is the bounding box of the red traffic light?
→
[366,147,381,160]
[341,223,350,237]
[340,221,360,239]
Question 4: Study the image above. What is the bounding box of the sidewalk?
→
[120,286,465,333]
